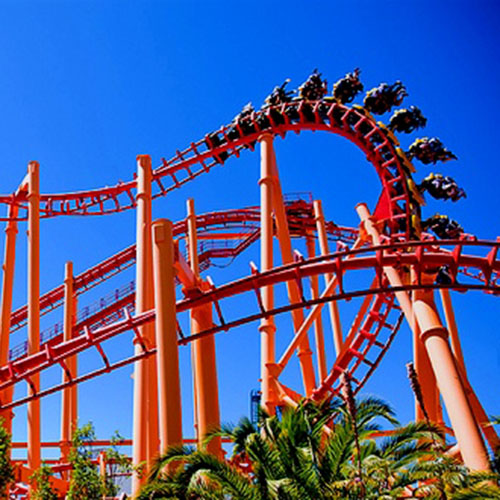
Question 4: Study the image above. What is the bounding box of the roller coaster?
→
[0,69,498,497]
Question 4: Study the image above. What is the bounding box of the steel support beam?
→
[259,134,277,413]
[356,202,489,472]
[412,316,440,423]
[132,155,158,494]
[413,283,490,471]
[60,261,77,471]
[0,202,18,431]
[269,149,315,396]
[27,161,41,474]
[439,289,466,374]
[314,200,343,356]
[305,234,327,382]
[439,290,499,450]
[187,199,221,457]
[152,219,183,460]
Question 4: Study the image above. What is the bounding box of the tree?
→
[30,464,58,500]
[102,431,133,497]
[138,397,446,499]
[138,397,500,499]
[66,423,105,500]
[0,418,14,498]
[65,423,131,500]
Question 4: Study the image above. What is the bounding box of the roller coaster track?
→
[1,239,497,412]
[0,101,415,240]
[2,81,499,497]
[8,200,355,334]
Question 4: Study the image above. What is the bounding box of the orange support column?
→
[70,292,78,444]
[409,269,440,423]
[269,149,316,396]
[314,200,343,356]
[413,283,490,471]
[60,261,77,469]
[151,219,182,458]
[439,289,466,374]
[191,304,221,456]
[132,155,158,494]
[355,203,414,323]
[412,318,440,423]
[259,134,277,414]
[439,289,499,450]
[0,203,18,432]
[98,450,107,499]
[187,199,221,457]
[27,161,41,474]
[305,234,327,382]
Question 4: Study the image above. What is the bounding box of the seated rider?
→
[421,214,464,239]
[333,68,363,104]
[363,81,407,114]
[418,173,466,202]
[234,102,255,122]
[298,69,328,101]
[435,265,453,285]
[226,102,257,142]
[388,106,427,133]
[407,137,457,164]
[264,79,294,107]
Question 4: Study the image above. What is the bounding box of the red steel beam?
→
[0,241,497,406]
[9,203,356,333]
[0,101,413,245]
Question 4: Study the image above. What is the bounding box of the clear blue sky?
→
[0,0,498,459]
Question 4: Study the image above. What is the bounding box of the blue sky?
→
[0,0,498,459]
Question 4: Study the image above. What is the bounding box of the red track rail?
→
[0,102,415,240]
[1,240,497,411]
[9,201,356,333]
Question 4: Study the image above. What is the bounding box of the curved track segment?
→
[8,201,355,333]
[0,102,416,239]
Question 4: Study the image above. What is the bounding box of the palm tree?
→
[137,398,499,499]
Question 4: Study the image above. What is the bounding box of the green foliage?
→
[29,464,58,500]
[0,418,14,498]
[66,423,130,500]
[66,423,104,500]
[138,398,500,499]
[103,430,133,497]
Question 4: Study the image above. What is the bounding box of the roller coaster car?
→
[348,104,376,139]
[284,101,301,123]
[261,79,295,127]
[226,103,258,146]
[297,69,328,101]
[333,68,364,104]
[388,106,427,133]
[395,147,416,174]
[407,178,426,206]
[297,100,319,124]
[410,213,422,239]
[375,120,400,147]
[205,132,229,164]
[419,173,466,202]
[363,81,408,115]
[317,102,365,131]
[264,79,294,107]
[316,100,347,127]
[407,137,457,165]
[352,104,371,118]
[435,265,454,285]
[421,214,464,239]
